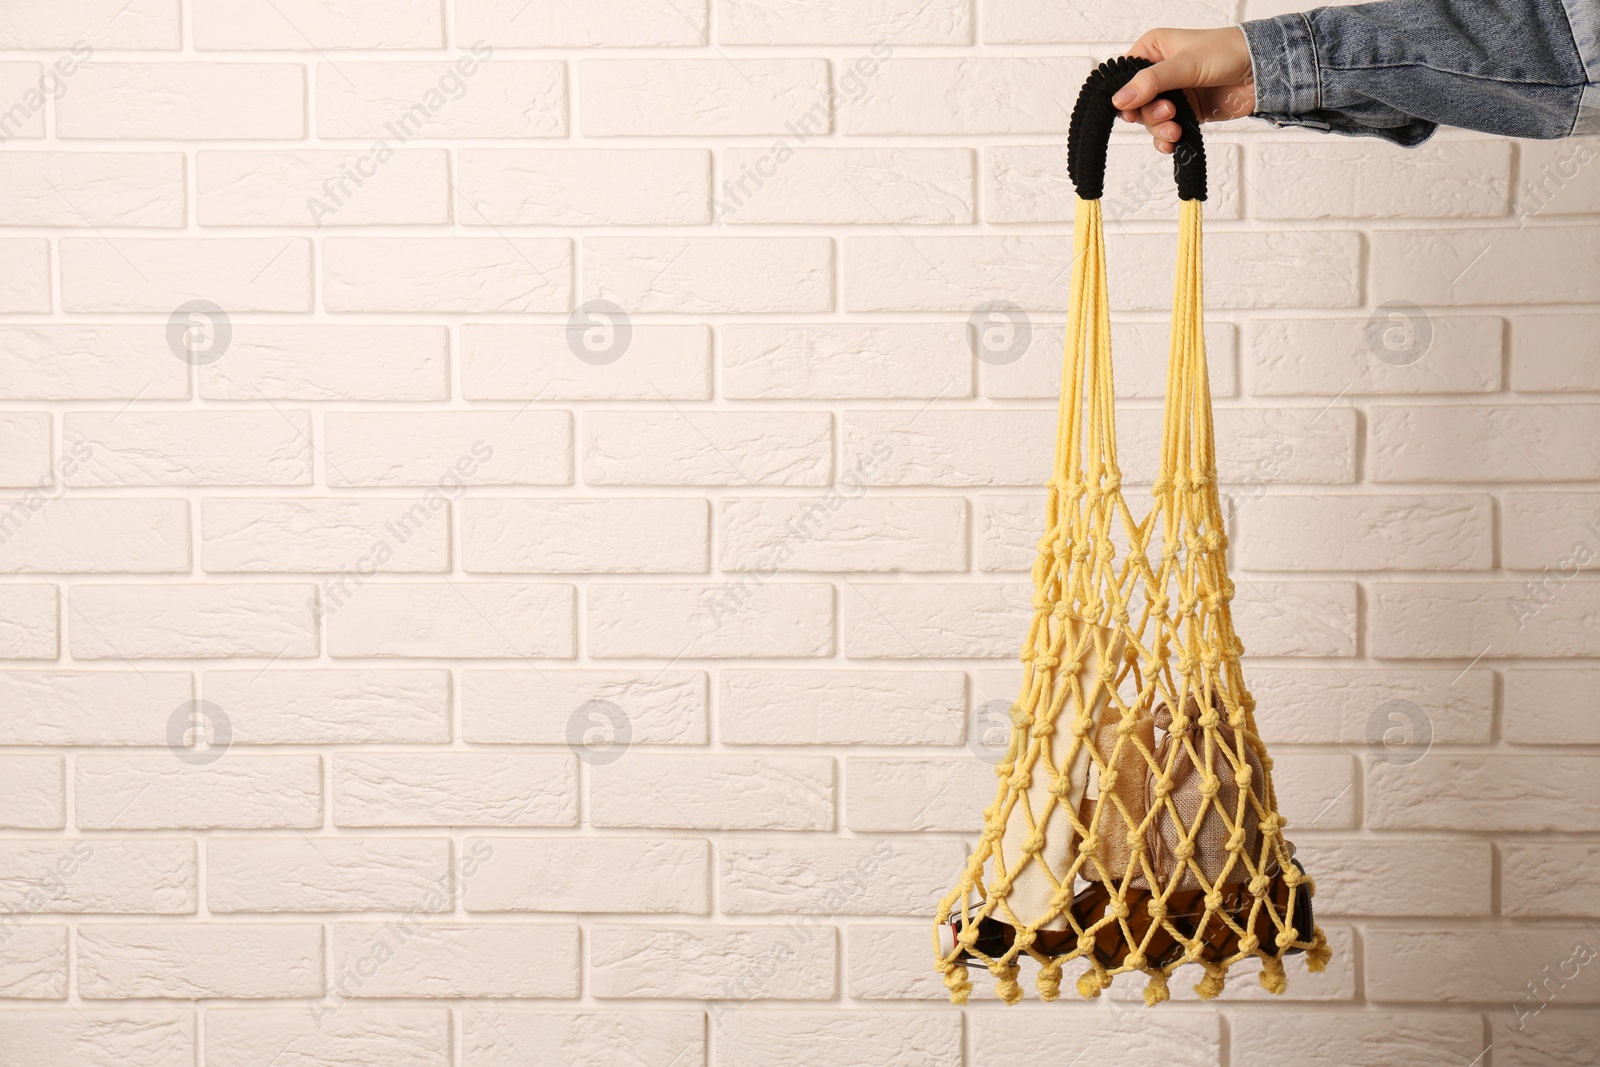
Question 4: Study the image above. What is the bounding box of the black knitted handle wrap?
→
[1068,55,1207,202]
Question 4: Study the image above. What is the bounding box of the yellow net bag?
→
[933,57,1331,1006]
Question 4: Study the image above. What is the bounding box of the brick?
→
[721,670,964,746]
[0,1009,193,1067]
[0,499,190,573]
[1504,669,1600,744]
[846,758,992,832]
[316,59,565,139]
[0,755,64,828]
[590,754,833,830]
[1255,139,1510,217]
[721,323,971,400]
[1248,666,1494,746]
[590,924,835,999]
[1503,492,1600,569]
[1372,226,1600,304]
[1248,315,1503,395]
[0,412,51,487]
[842,581,1032,658]
[1234,493,1493,570]
[1370,581,1600,657]
[68,583,317,659]
[78,924,322,999]
[1233,1011,1486,1067]
[61,64,304,139]
[334,754,577,827]
[588,582,832,658]
[847,923,950,1000]
[198,149,448,227]
[324,411,571,487]
[972,494,1040,573]
[323,237,571,312]
[326,583,575,659]
[0,671,190,745]
[330,923,578,998]
[1502,843,1600,917]
[1302,839,1491,917]
[0,64,45,140]
[846,231,1362,310]
[0,2,179,48]
[972,1010,1219,1067]
[0,582,56,658]
[719,496,966,572]
[204,1008,448,1067]
[842,58,1089,134]
[584,237,832,313]
[1230,579,1359,658]
[719,148,973,224]
[206,838,450,913]
[584,410,830,487]
[202,498,449,574]
[66,412,311,487]
[1367,926,1600,1002]
[1518,136,1600,215]
[1369,756,1600,831]
[462,669,706,745]
[985,142,1243,222]
[1492,1012,1600,1067]
[461,837,708,914]
[1373,404,1600,482]
[76,756,322,830]
[1511,313,1600,391]
[462,1009,704,1067]
[720,839,963,916]
[0,925,66,998]
[985,0,1234,40]
[457,148,708,225]
[981,321,1238,400]
[718,1012,962,1067]
[581,59,828,135]
[193,0,441,48]
[0,239,48,310]
[0,153,182,226]
[458,0,708,46]
[199,325,448,401]
[60,237,311,312]
[0,840,194,915]
[203,669,450,744]
[1274,752,1358,829]
[463,498,707,573]
[461,323,710,400]
[0,327,187,400]
[720,1,968,42]
[843,410,1053,486]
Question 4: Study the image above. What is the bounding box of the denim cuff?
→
[1240,12,1321,116]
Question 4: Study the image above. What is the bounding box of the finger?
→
[1153,137,1174,155]
[1136,99,1174,125]
[1111,53,1201,111]
[1138,117,1184,144]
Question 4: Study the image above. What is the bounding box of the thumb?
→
[1110,55,1201,111]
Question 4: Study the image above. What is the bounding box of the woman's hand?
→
[1113,27,1257,154]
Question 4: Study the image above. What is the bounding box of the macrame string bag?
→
[933,56,1332,1006]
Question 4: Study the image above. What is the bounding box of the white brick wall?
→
[0,3,1595,1065]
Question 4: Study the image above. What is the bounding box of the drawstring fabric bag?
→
[932,56,1331,1006]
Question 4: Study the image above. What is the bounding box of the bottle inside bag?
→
[993,614,1124,932]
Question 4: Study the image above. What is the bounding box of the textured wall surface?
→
[1,1,1599,1065]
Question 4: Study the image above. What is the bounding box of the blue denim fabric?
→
[1241,1,1600,144]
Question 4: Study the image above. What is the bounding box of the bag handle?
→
[1068,55,1207,202]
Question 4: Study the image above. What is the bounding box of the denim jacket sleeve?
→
[1241,0,1600,145]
